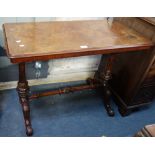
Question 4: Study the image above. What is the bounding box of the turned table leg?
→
[103,55,115,116]
[17,63,33,136]
[95,55,115,116]
[102,68,114,116]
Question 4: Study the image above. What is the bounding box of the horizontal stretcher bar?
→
[29,83,101,100]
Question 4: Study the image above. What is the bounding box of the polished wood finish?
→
[3,19,154,136]
[3,20,153,63]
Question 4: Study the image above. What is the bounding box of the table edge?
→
[8,44,154,63]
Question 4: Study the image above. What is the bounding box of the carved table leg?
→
[95,55,115,116]
[17,63,33,136]
[102,69,114,116]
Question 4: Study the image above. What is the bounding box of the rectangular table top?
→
[3,19,154,63]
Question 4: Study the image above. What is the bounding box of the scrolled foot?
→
[105,104,115,117]
[103,88,115,117]
[26,126,33,136]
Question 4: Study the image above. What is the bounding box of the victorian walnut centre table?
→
[3,19,154,136]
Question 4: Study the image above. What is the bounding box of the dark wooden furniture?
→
[135,124,155,137]
[3,20,153,136]
[110,18,155,116]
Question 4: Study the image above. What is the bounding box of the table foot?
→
[103,87,115,117]
[104,104,115,116]
[26,126,33,136]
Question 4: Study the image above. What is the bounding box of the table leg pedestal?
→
[102,70,114,116]
[95,55,115,116]
[17,63,33,136]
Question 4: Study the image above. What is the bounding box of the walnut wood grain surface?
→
[3,20,154,63]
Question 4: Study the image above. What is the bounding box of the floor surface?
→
[0,81,155,137]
